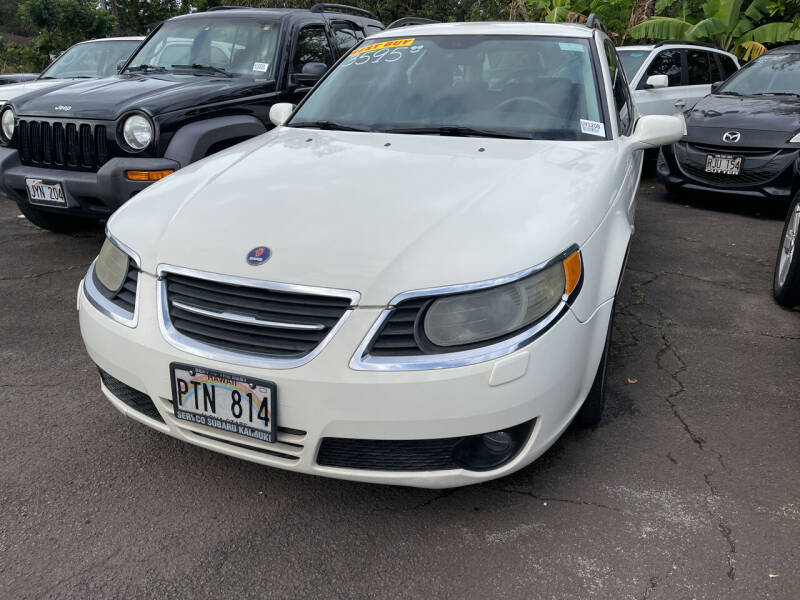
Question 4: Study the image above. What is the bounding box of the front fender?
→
[164,115,267,168]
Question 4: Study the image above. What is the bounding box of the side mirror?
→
[269,103,295,127]
[710,81,723,94]
[628,114,684,151]
[645,74,669,89]
[292,62,328,86]
[117,60,127,73]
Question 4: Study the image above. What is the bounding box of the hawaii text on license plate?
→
[705,155,742,175]
[170,364,277,443]
[26,178,67,206]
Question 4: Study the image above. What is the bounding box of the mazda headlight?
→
[789,132,800,143]
[1,106,15,141]
[122,114,153,151]
[423,250,582,348]
[95,237,130,294]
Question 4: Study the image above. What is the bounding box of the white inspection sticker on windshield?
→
[253,62,269,72]
[580,119,606,137]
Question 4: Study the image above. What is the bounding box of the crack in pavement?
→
[0,263,90,282]
[488,485,622,512]
[641,575,659,600]
[627,267,764,294]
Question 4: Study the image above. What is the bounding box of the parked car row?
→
[0,5,383,231]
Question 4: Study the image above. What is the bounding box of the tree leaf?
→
[629,16,693,39]
[736,20,800,42]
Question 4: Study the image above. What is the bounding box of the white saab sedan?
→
[78,21,682,488]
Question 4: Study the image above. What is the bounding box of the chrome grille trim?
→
[157,264,360,370]
[171,300,327,331]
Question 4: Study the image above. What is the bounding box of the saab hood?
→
[686,94,800,147]
[13,74,274,120]
[109,127,622,305]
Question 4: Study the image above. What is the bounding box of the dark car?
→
[0,4,383,232]
[774,190,800,307]
[0,74,39,85]
[657,45,800,202]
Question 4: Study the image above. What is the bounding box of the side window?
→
[365,25,383,36]
[718,55,738,80]
[331,21,363,53]
[687,49,712,85]
[643,49,682,88]
[605,40,633,135]
[293,25,334,72]
[708,52,722,82]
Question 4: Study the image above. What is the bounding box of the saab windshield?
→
[289,35,606,141]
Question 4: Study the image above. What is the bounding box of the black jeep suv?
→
[0,4,382,231]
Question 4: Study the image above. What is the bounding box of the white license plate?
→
[170,364,277,443]
[705,155,742,175]
[25,178,67,206]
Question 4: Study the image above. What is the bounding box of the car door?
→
[633,48,684,116]
[287,22,336,104]
[681,49,717,111]
[605,40,640,226]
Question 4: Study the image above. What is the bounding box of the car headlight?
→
[1,106,15,141]
[422,250,582,348]
[789,132,800,143]
[122,114,153,151]
[95,237,130,294]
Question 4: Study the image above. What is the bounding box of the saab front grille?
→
[164,273,352,358]
[98,368,163,423]
[17,119,111,171]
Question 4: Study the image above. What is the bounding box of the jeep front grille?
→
[18,119,112,171]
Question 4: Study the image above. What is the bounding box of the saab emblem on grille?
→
[246,246,271,266]
[54,105,72,111]
[722,131,741,143]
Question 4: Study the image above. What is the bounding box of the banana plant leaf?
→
[628,16,694,39]
[736,21,800,43]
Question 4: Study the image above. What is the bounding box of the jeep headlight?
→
[1,106,15,141]
[95,237,130,294]
[122,114,153,151]
[422,250,582,348]
[790,132,800,143]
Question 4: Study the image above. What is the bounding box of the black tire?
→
[15,195,95,233]
[573,311,613,428]
[773,192,800,308]
[664,182,680,195]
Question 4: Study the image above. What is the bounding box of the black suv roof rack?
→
[387,17,440,30]
[310,3,379,21]
[653,40,718,49]
[585,14,607,34]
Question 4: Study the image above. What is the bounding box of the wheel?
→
[15,195,95,233]
[573,310,613,428]
[773,192,800,308]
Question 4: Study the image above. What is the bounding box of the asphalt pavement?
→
[1,179,798,599]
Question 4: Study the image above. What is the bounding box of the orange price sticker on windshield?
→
[351,38,415,55]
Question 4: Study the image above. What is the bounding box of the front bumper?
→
[0,146,178,218]
[78,270,613,488]
[657,142,799,201]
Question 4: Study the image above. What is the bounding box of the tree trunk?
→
[508,0,530,21]
[110,0,121,35]
[623,0,655,42]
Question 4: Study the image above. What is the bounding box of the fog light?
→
[482,431,514,453]
[125,169,174,181]
[452,420,534,471]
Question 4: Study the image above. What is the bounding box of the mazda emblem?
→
[722,131,741,143]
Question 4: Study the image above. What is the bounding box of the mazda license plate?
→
[705,155,742,175]
[170,364,277,443]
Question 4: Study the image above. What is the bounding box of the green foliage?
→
[18,0,115,69]
[629,0,800,56]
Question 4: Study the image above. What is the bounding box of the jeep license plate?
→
[170,364,277,443]
[705,155,742,175]
[26,178,67,206]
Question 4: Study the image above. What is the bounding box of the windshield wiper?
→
[171,64,233,77]
[718,90,742,96]
[753,92,800,98]
[377,126,533,139]
[126,64,167,73]
[288,120,370,132]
